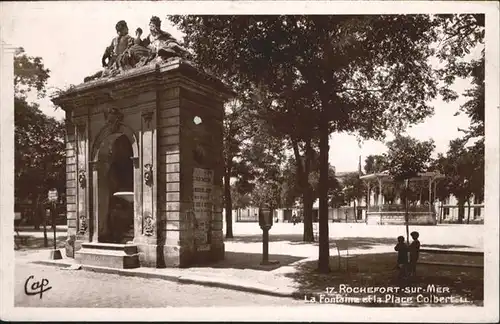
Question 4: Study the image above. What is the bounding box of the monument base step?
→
[76,242,139,269]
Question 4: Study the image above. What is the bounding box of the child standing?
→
[409,231,421,277]
[394,235,408,279]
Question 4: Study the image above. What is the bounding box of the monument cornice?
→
[51,59,234,111]
[157,60,235,99]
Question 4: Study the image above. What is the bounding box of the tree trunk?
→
[439,200,444,224]
[403,180,409,244]
[457,198,465,224]
[353,199,357,223]
[317,115,330,273]
[37,196,48,248]
[291,138,314,242]
[224,166,233,239]
[467,200,471,224]
[345,201,349,223]
[302,187,314,242]
[366,188,371,223]
[34,195,41,230]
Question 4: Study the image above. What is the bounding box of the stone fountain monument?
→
[52,17,232,268]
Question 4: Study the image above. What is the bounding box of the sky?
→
[1,1,476,172]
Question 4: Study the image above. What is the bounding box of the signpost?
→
[47,189,62,260]
[259,204,279,266]
[43,208,49,247]
[404,179,410,244]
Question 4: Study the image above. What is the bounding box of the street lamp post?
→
[48,188,62,260]
[259,204,279,266]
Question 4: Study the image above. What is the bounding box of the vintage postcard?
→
[1,1,498,322]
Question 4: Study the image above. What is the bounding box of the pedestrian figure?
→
[394,235,408,280]
[292,213,297,225]
[408,231,421,277]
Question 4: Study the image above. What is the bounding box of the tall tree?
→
[230,183,252,221]
[436,138,481,224]
[386,136,435,182]
[328,178,346,209]
[434,14,484,116]
[222,99,257,238]
[433,14,485,223]
[385,135,435,240]
[169,15,466,273]
[339,172,365,222]
[14,47,51,100]
[249,143,286,212]
[364,154,389,174]
[279,157,303,209]
[14,48,65,235]
[429,154,451,223]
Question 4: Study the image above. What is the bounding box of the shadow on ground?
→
[293,237,398,250]
[421,244,473,249]
[16,226,67,233]
[192,251,305,271]
[227,235,475,251]
[14,234,66,251]
[288,252,483,307]
[226,233,307,243]
[228,235,400,250]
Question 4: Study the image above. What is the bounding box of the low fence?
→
[366,212,436,225]
[367,204,433,213]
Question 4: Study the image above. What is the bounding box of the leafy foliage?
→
[169,14,483,271]
[434,14,485,140]
[14,48,64,228]
[339,172,365,205]
[247,130,287,209]
[434,14,484,102]
[223,99,255,237]
[230,184,252,210]
[457,55,485,139]
[431,138,484,223]
[223,97,286,237]
[14,47,51,100]
[364,154,389,174]
[386,135,435,182]
[170,15,439,136]
[15,98,66,201]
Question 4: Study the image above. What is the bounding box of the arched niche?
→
[89,123,141,243]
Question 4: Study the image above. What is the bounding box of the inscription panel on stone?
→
[193,168,213,248]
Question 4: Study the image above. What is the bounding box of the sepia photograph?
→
[1,1,498,322]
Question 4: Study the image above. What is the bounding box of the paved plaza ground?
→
[14,262,306,308]
[14,222,484,308]
[222,222,483,258]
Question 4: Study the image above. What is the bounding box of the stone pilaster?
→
[65,115,77,256]
[75,119,90,244]
[134,105,160,267]
[157,89,188,266]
